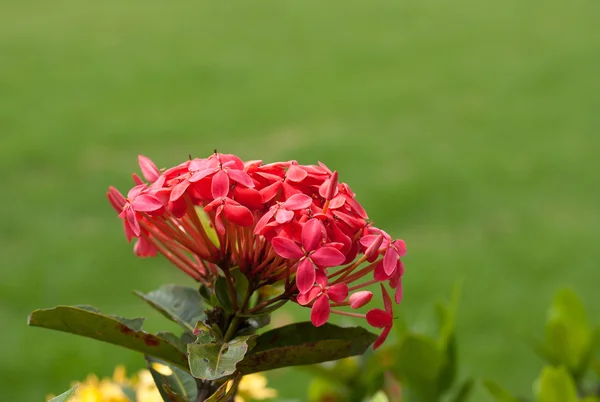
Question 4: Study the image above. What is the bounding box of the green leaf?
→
[482,379,518,402]
[542,289,591,370]
[48,385,78,402]
[156,332,187,353]
[204,381,228,402]
[215,277,234,313]
[450,378,474,402]
[205,373,241,402]
[193,321,218,344]
[28,306,187,368]
[188,335,257,380]
[237,300,288,317]
[134,284,205,333]
[392,333,445,401]
[535,366,578,402]
[230,268,249,306]
[146,356,198,402]
[237,322,377,374]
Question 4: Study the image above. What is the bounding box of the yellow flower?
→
[134,370,163,402]
[46,366,131,402]
[234,373,278,402]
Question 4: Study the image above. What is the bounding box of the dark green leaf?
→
[215,277,234,313]
[535,366,578,402]
[230,269,249,306]
[205,373,241,402]
[48,385,78,402]
[188,335,257,380]
[134,284,205,333]
[450,378,474,402]
[237,322,376,374]
[146,356,198,402]
[237,300,288,317]
[204,381,228,402]
[482,380,519,402]
[28,306,187,368]
[156,332,186,353]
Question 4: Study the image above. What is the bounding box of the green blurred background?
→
[2,0,600,400]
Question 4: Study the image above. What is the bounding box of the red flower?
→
[109,152,407,348]
[271,218,345,294]
[366,284,394,350]
[297,272,348,326]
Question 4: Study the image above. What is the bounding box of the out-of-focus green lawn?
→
[1,0,599,400]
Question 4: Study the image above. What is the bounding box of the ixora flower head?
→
[108,152,407,349]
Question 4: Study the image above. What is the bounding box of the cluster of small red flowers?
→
[108,153,406,348]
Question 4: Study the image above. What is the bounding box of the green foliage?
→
[482,380,519,402]
[48,385,78,402]
[302,285,470,402]
[485,288,600,402]
[237,322,377,374]
[146,356,198,402]
[188,335,257,381]
[28,306,188,369]
[134,285,205,333]
[535,366,578,402]
[534,289,596,378]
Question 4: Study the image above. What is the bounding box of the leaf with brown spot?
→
[237,322,376,374]
[28,305,187,369]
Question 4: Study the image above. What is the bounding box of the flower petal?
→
[287,164,308,182]
[271,237,304,260]
[296,286,321,306]
[211,170,230,199]
[365,234,384,259]
[296,258,316,294]
[275,208,294,224]
[223,203,254,227]
[301,218,326,252]
[310,295,331,327]
[138,155,160,183]
[327,283,348,303]
[283,193,313,210]
[374,260,391,281]
[310,246,346,267]
[373,325,392,350]
[131,194,163,212]
[349,291,373,309]
[169,179,190,202]
[366,309,392,328]
[393,239,407,257]
[395,280,403,304]
[381,283,393,314]
[254,208,276,235]
[125,208,141,237]
[383,247,398,276]
[189,167,216,183]
[259,181,282,203]
[227,168,255,188]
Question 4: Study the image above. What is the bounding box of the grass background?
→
[1,0,600,400]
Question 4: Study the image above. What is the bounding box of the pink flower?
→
[109,152,407,349]
[297,272,348,326]
[366,284,394,350]
[271,218,345,294]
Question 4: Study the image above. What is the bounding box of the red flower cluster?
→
[108,153,406,349]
